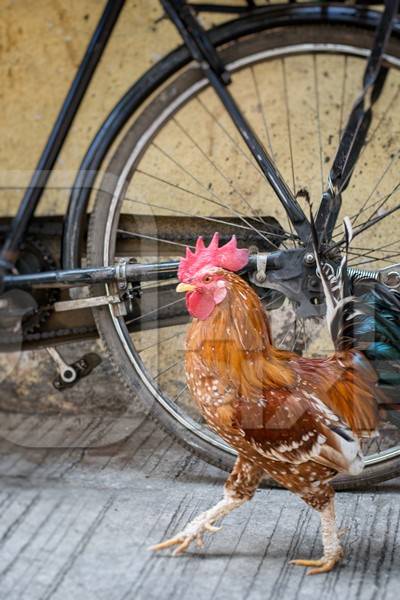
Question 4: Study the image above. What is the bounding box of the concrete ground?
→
[1,402,400,600]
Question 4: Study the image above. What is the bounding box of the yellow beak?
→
[176,282,196,293]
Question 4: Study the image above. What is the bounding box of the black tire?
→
[88,18,400,490]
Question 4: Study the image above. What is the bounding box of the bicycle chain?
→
[16,236,99,344]
[18,237,60,334]
[23,321,98,344]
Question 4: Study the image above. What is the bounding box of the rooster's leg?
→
[290,497,343,575]
[149,455,264,556]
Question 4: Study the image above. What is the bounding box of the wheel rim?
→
[99,37,400,469]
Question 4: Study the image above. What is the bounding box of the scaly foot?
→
[149,522,221,556]
[290,548,343,575]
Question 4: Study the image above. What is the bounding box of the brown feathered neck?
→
[185,271,296,395]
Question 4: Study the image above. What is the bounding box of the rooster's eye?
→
[203,275,213,283]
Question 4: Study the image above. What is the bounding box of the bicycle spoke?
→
[348,250,400,267]
[281,57,296,195]
[313,54,324,195]
[275,318,294,347]
[368,182,400,223]
[117,229,194,249]
[260,295,284,311]
[346,81,400,183]
[137,330,185,354]
[352,239,400,255]
[347,249,398,264]
[349,152,398,227]
[172,116,265,224]
[124,182,294,241]
[125,297,185,326]
[246,64,292,243]
[152,142,282,248]
[280,57,299,245]
[173,384,189,402]
[250,65,275,159]
[338,55,348,142]
[154,358,184,380]
[291,320,302,352]
[302,320,308,354]
[196,96,262,177]
[370,83,400,138]
[334,198,400,251]
[332,179,400,252]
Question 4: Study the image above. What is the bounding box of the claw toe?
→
[149,537,181,552]
[149,516,225,556]
[307,560,336,575]
[205,523,222,533]
[290,550,342,575]
[289,559,324,567]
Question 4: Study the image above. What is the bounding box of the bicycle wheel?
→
[88,18,400,489]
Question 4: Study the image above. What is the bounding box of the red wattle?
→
[186,291,215,320]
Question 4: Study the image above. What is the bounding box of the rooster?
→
[150,229,400,575]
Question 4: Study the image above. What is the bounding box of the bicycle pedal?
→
[47,347,102,391]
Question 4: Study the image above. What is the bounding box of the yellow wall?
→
[0,0,182,216]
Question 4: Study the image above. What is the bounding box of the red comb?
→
[178,233,249,282]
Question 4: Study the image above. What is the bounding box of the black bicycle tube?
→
[2,261,178,289]
[205,69,313,241]
[63,3,397,270]
[190,0,389,11]
[315,0,399,242]
[315,0,400,242]
[0,0,125,271]
[161,0,312,242]
[2,252,281,289]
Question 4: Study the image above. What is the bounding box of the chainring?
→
[15,237,60,334]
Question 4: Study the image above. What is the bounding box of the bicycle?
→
[2,0,400,489]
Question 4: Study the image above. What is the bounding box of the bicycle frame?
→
[1,0,398,296]
[0,0,125,272]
